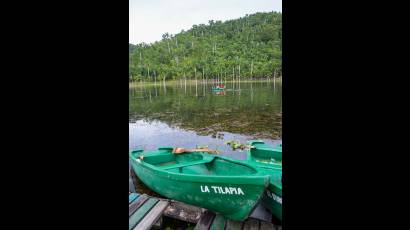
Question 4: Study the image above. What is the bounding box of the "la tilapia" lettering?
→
[200,185,245,195]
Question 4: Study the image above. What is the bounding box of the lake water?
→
[129,81,282,193]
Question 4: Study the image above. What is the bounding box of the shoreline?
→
[129,78,282,87]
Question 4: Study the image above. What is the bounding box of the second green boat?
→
[129,147,270,221]
[247,140,282,221]
[248,140,282,168]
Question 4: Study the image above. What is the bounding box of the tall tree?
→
[129,11,282,82]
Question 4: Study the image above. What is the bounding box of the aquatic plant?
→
[225,140,251,151]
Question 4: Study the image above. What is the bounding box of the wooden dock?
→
[129,193,169,230]
[129,192,281,230]
[129,167,282,229]
[194,211,282,230]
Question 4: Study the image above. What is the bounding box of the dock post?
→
[129,162,137,193]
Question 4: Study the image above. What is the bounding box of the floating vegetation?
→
[225,140,251,151]
[211,132,224,139]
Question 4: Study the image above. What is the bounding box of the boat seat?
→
[158,158,214,170]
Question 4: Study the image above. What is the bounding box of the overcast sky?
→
[129,0,282,44]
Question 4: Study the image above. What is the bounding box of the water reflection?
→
[129,82,282,140]
[129,81,282,195]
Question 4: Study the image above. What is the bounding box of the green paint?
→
[130,148,269,221]
[247,140,282,168]
[246,140,282,221]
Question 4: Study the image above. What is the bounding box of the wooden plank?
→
[134,200,169,230]
[209,214,226,230]
[129,175,136,193]
[194,211,215,230]
[243,218,259,230]
[163,200,204,223]
[129,198,159,230]
[129,195,149,216]
[260,221,276,230]
[129,163,137,193]
[225,219,243,230]
[129,193,139,204]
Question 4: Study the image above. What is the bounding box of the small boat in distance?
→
[211,84,226,91]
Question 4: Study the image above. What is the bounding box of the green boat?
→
[248,140,282,168]
[129,147,270,221]
[211,86,225,91]
[260,168,282,221]
[247,140,282,221]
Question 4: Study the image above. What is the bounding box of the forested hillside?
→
[129,11,281,82]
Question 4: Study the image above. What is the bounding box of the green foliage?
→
[129,12,282,82]
[225,140,251,151]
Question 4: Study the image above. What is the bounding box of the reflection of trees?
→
[129,83,282,139]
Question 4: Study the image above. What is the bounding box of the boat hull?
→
[247,141,282,221]
[247,141,282,167]
[130,150,269,221]
[260,168,282,221]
